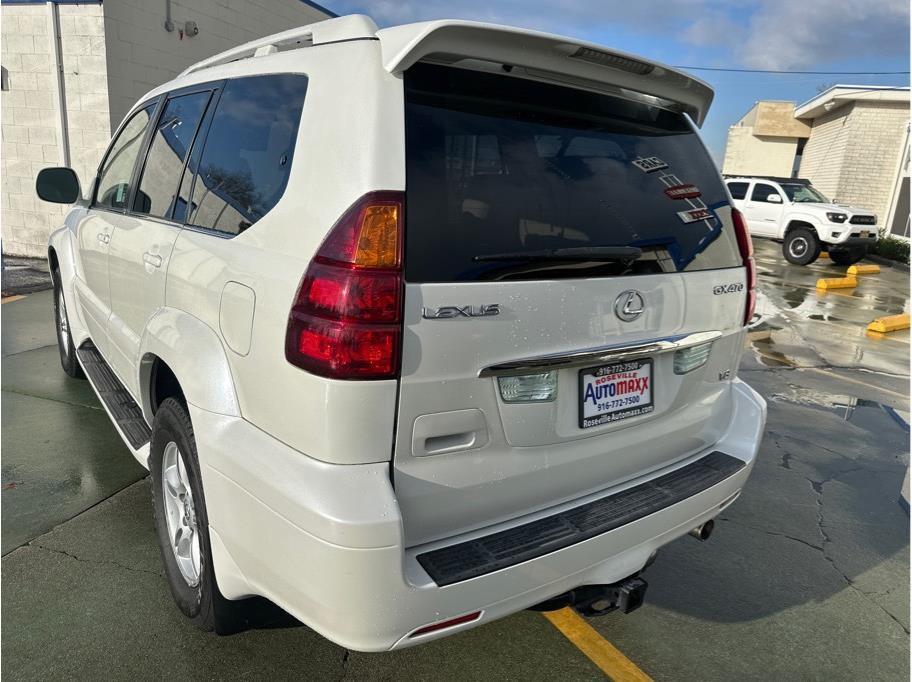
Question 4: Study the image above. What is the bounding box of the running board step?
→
[77,342,151,449]
[416,451,745,587]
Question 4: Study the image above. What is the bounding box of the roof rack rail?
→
[723,175,810,185]
[178,15,378,78]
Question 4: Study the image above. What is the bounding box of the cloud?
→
[331,0,910,70]
[736,0,910,69]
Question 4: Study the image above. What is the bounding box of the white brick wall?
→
[2,0,329,258]
[1,2,109,257]
[800,101,909,221]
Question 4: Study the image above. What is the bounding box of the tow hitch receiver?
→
[529,576,649,617]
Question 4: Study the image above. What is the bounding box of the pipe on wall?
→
[46,0,71,167]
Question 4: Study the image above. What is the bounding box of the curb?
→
[865,253,910,272]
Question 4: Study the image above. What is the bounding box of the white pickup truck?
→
[725,176,878,265]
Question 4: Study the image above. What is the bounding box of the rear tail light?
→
[731,208,756,326]
[285,191,404,379]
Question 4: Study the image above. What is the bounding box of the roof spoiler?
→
[377,20,714,126]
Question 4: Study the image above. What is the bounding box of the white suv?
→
[725,176,878,265]
[37,15,765,651]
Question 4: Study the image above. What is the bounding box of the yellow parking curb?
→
[867,313,910,333]
[543,608,652,681]
[818,251,829,259]
[816,276,857,290]
[847,264,880,275]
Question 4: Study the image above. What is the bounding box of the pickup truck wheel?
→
[150,398,243,633]
[783,228,821,265]
[828,247,867,266]
[52,269,84,379]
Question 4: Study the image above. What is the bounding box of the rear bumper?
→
[195,379,766,652]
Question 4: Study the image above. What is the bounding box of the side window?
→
[186,74,307,235]
[750,183,781,203]
[727,182,748,200]
[133,91,211,219]
[95,105,154,210]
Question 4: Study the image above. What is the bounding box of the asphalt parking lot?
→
[2,237,909,680]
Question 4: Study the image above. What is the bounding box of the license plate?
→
[860,231,870,238]
[579,359,654,429]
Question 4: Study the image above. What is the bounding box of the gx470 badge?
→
[713,283,744,295]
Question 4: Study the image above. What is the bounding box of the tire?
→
[52,268,84,379]
[828,247,866,266]
[150,398,246,633]
[782,228,821,265]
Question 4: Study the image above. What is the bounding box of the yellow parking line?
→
[543,608,652,681]
[1,295,25,304]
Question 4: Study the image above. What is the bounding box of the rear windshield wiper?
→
[474,246,642,262]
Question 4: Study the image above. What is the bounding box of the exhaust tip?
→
[689,519,715,541]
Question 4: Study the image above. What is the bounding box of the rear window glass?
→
[404,64,741,282]
[727,182,748,200]
[185,74,307,235]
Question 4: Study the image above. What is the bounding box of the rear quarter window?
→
[184,74,307,235]
[404,64,741,282]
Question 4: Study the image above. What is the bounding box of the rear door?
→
[106,87,215,394]
[394,65,748,546]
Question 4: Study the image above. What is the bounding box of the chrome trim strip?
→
[478,330,723,378]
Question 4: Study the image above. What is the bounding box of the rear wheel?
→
[828,247,867,266]
[150,398,246,633]
[52,269,84,379]
[783,228,821,265]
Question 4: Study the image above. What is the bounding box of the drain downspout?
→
[46,0,70,167]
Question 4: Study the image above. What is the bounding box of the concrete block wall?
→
[102,0,329,130]
[2,4,66,257]
[1,2,109,257]
[836,102,910,222]
[798,103,853,202]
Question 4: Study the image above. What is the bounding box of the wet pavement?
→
[2,239,909,680]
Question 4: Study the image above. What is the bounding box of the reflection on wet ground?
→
[748,239,910,376]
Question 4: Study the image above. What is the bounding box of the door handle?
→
[96,232,110,244]
[143,252,163,268]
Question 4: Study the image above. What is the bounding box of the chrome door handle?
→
[143,252,163,268]
[96,232,110,244]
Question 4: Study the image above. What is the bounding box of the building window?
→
[1,66,9,92]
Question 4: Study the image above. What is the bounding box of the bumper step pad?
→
[417,451,745,586]
[77,342,152,449]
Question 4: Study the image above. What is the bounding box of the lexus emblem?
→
[615,290,645,322]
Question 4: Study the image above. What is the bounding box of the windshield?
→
[403,64,741,282]
[780,183,829,203]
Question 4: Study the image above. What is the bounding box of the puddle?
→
[768,384,908,431]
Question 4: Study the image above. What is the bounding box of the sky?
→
[327,0,910,164]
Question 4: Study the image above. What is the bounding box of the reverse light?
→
[285,191,404,379]
[731,208,756,326]
[674,341,714,374]
[498,372,558,403]
[827,212,848,223]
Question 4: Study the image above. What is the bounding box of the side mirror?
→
[767,194,782,204]
[36,167,81,204]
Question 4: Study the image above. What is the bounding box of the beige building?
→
[722,86,910,238]
[1,0,332,258]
